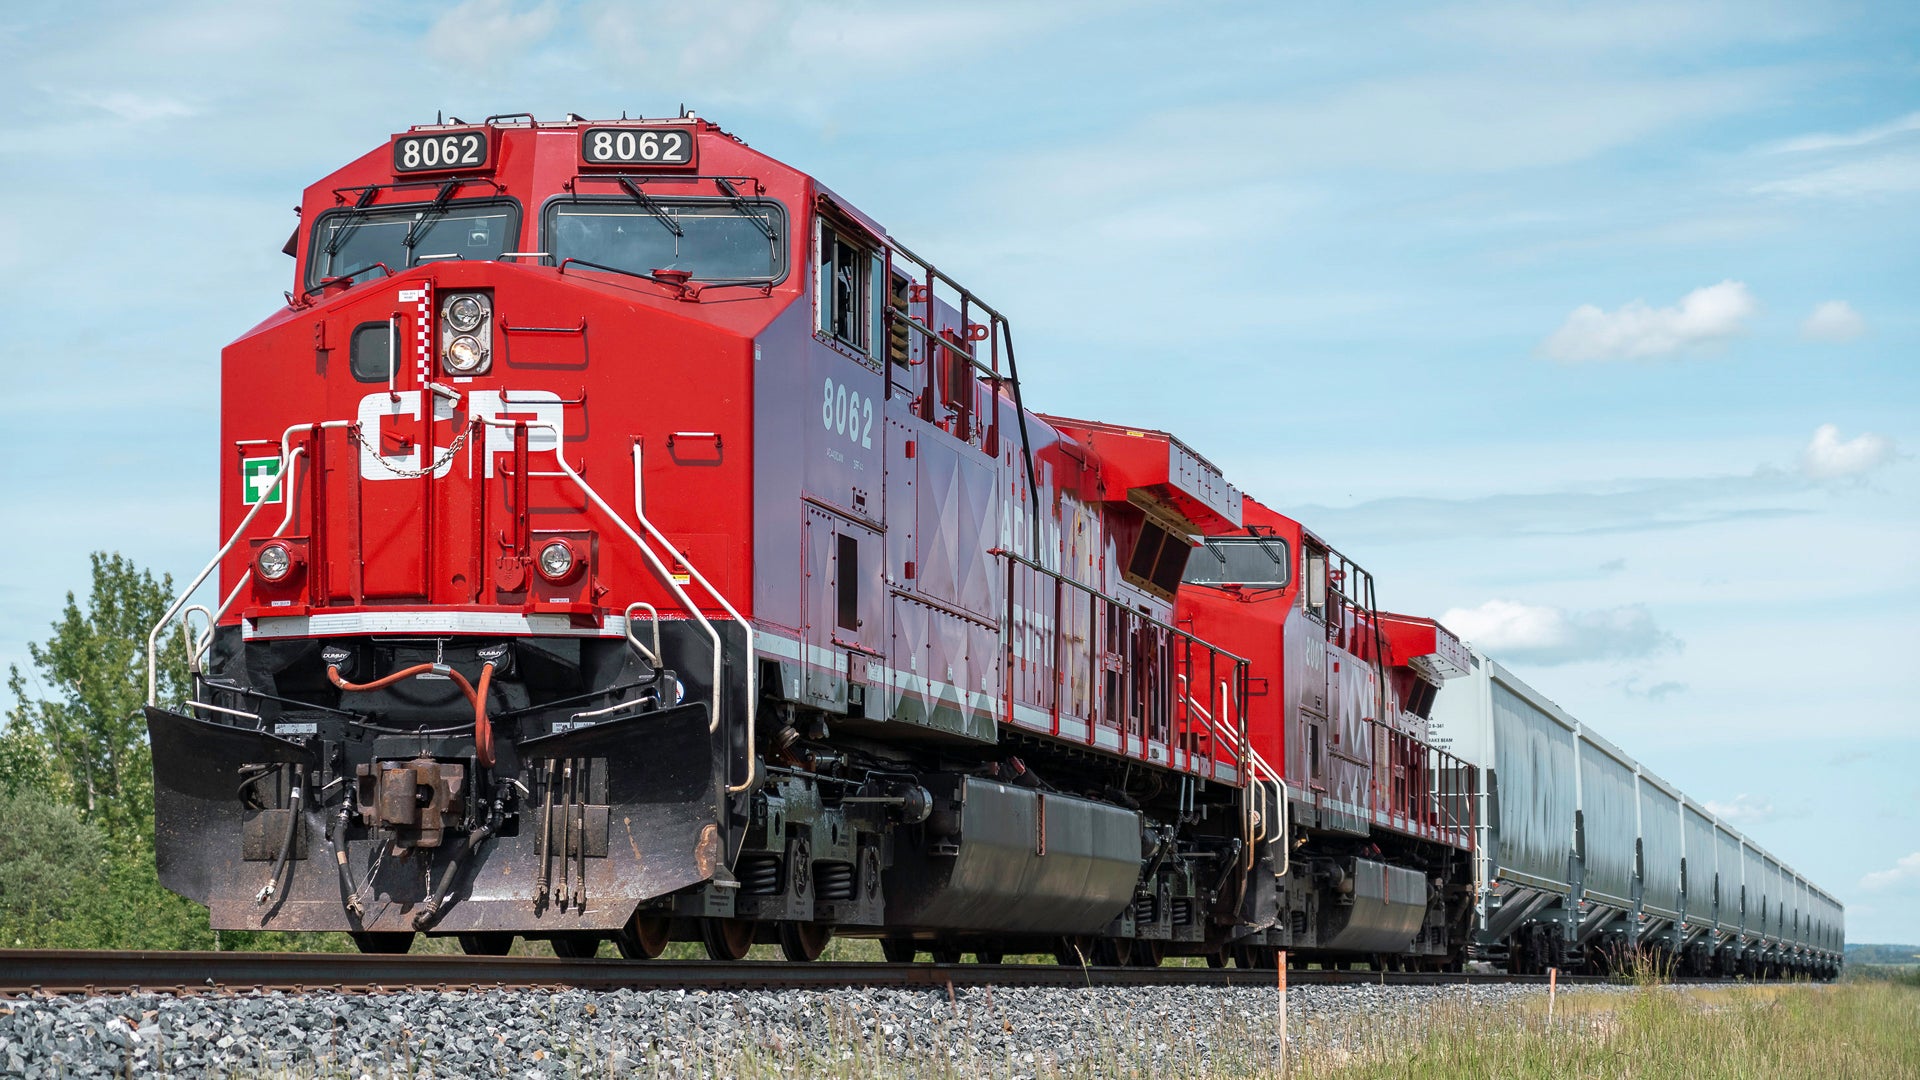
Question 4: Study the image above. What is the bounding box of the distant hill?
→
[1845,943,1920,965]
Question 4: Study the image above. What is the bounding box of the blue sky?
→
[1,1,1914,941]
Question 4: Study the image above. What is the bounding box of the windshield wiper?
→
[557,257,775,300]
[714,178,777,243]
[401,181,460,260]
[616,178,683,239]
[302,261,394,295]
[323,187,382,260]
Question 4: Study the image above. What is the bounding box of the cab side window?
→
[818,223,870,353]
[1304,548,1328,619]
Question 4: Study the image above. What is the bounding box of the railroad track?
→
[0,950,1607,996]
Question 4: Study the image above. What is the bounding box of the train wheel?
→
[880,937,918,963]
[702,918,755,961]
[1234,944,1279,969]
[930,944,963,965]
[780,922,833,963]
[351,932,415,954]
[975,946,1006,964]
[1055,936,1091,966]
[458,933,514,956]
[1206,950,1228,969]
[616,915,672,960]
[1132,940,1165,968]
[550,934,602,959]
[1093,937,1134,967]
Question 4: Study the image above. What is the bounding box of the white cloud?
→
[1540,280,1757,361]
[573,0,1067,112]
[1440,599,1679,666]
[1705,793,1775,825]
[1618,677,1688,701]
[1426,1,1818,57]
[1800,424,1895,481]
[1754,153,1920,200]
[68,90,196,123]
[1860,852,1920,891]
[1764,111,1920,155]
[426,0,560,73]
[1800,300,1866,342]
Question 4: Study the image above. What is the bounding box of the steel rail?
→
[0,950,1627,997]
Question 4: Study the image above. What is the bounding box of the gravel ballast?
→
[0,980,1627,1077]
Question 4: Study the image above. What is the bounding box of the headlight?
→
[257,542,293,582]
[538,539,575,581]
[446,295,486,332]
[445,335,487,373]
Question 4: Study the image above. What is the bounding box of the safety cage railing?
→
[997,550,1250,783]
[1365,715,1478,850]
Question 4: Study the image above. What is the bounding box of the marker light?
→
[257,542,293,582]
[538,539,576,581]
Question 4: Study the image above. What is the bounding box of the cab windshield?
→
[307,199,520,285]
[1183,538,1290,588]
[545,198,785,283]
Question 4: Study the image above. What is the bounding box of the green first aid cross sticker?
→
[242,457,283,505]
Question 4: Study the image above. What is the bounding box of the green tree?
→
[4,552,190,840]
[0,788,108,946]
[4,552,354,951]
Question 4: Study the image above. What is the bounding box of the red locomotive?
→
[145,113,1477,965]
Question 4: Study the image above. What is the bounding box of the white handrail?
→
[179,605,213,677]
[156,412,761,801]
[618,445,759,795]
[147,423,345,706]
[623,601,662,666]
[479,416,759,795]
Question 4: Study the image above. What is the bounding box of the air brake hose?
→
[327,662,495,767]
[328,662,440,693]
[472,662,496,768]
[255,764,304,904]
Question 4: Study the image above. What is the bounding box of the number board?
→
[392,130,491,174]
[580,126,697,168]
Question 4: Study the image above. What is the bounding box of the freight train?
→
[144,114,1838,976]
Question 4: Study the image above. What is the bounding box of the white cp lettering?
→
[356,389,564,481]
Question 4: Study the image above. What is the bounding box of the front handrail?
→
[147,422,349,706]
[623,601,662,666]
[477,417,759,795]
[179,606,213,678]
[149,415,760,801]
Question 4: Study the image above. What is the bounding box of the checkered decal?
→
[415,284,433,382]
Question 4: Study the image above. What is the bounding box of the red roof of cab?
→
[1377,612,1471,679]
[1040,416,1243,532]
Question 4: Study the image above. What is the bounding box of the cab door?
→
[801,506,883,713]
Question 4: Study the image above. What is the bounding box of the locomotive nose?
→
[146,695,725,933]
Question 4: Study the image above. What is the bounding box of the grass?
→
[1289,979,1920,1080]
